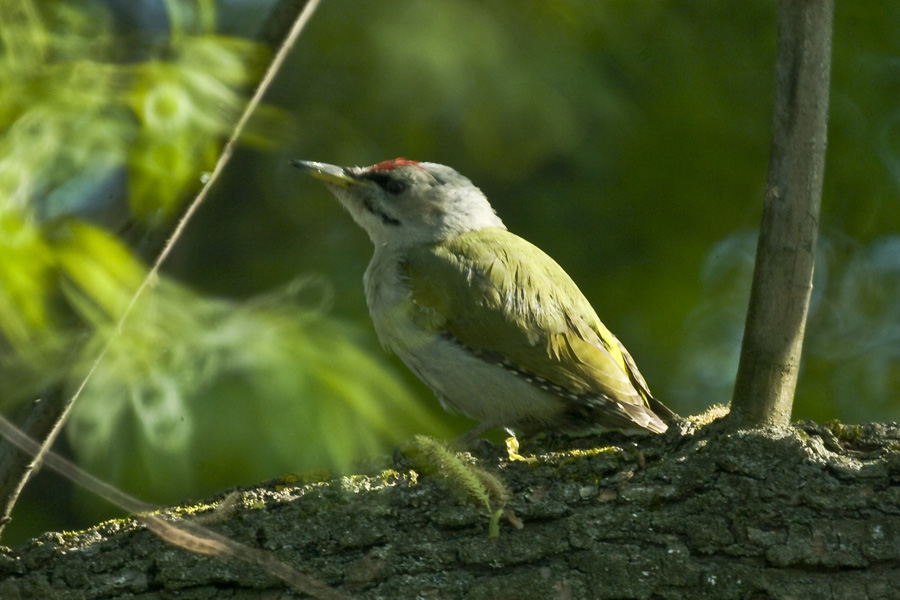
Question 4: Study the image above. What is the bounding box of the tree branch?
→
[3,420,900,599]
[730,0,834,428]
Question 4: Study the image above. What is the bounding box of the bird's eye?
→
[386,180,406,195]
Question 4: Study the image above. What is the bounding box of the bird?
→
[292,158,676,439]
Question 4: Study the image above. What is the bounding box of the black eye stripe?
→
[363,172,405,195]
[363,172,390,186]
[363,198,401,226]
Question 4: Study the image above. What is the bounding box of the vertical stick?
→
[729,0,834,428]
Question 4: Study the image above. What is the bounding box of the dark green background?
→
[3,0,900,546]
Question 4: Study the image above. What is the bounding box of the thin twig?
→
[0,391,64,534]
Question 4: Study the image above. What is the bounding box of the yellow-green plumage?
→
[403,227,667,434]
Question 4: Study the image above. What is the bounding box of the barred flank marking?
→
[441,332,614,407]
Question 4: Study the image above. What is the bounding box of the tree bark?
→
[730,0,834,428]
[2,417,900,599]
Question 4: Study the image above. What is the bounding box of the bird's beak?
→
[291,160,361,189]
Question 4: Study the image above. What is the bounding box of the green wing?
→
[402,227,653,412]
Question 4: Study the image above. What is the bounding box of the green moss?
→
[829,420,863,443]
[402,435,512,521]
[689,404,730,427]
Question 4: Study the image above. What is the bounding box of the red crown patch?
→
[369,158,421,172]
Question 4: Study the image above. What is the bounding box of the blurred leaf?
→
[0,213,55,351]
[67,278,451,504]
[0,0,271,225]
[50,222,146,319]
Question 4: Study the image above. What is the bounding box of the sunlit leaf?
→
[0,213,55,350]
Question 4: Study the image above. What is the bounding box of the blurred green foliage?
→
[0,0,264,223]
[2,0,900,544]
[0,0,449,544]
[67,277,446,510]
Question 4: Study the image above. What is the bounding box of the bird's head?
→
[292,158,505,248]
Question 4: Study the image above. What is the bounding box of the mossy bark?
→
[2,417,900,599]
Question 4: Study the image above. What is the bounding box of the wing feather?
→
[402,228,654,412]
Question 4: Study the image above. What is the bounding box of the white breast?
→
[362,248,563,432]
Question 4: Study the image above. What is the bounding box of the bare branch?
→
[729,0,834,428]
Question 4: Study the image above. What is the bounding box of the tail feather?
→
[618,400,668,433]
